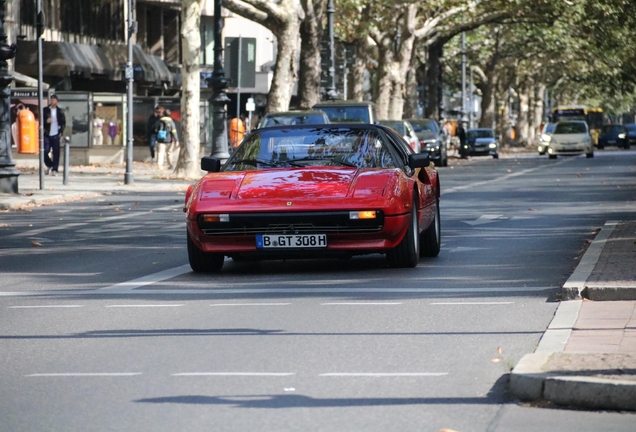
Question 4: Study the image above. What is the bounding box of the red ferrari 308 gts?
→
[184,124,440,272]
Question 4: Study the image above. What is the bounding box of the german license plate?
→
[256,234,327,249]
[608,140,616,144]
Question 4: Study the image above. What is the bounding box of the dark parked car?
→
[626,124,636,147]
[466,128,499,158]
[258,110,329,128]
[312,101,377,124]
[597,124,629,149]
[409,118,448,167]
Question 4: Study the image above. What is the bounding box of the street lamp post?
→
[460,31,467,128]
[207,0,230,161]
[325,0,339,100]
[0,0,19,194]
[124,0,136,185]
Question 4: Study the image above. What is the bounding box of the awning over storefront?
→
[11,70,50,89]
[15,41,175,86]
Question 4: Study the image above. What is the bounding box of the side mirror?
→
[408,153,430,169]
[201,156,221,172]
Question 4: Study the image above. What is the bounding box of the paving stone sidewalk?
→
[511,220,636,411]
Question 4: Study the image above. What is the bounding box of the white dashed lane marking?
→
[8,305,84,309]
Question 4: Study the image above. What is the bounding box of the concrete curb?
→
[562,221,617,300]
[511,352,636,411]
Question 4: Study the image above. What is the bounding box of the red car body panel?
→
[185,165,438,257]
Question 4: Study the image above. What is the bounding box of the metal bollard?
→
[63,136,70,185]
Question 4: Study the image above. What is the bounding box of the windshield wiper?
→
[232,158,280,167]
[289,157,358,167]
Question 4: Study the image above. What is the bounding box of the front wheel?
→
[387,202,419,268]
[420,199,441,257]
[549,154,557,159]
[492,153,499,159]
[586,150,594,158]
[187,232,224,273]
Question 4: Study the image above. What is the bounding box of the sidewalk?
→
[0,162,194,211]
[511,220,636,411]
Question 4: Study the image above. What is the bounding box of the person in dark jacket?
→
[146,106,163,161]
[456,124,467,158]
[43,95,66,175]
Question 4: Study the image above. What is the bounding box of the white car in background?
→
[546,121,594,159]
[378,120,421,153]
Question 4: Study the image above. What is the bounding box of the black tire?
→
[549,154,557,159]
[387,202,419,268]
[187,232,224,273]
[625,143,630,149]
[586,150,594,158]
[420,199,441,257]
[597,144,604,150]
[493,153,499,159]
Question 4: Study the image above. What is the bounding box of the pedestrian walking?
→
[457,124,467,158]
[146,106,163,162]
[153,109,179,170]
[43,95,66,176]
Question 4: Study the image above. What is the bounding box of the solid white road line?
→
[8,305,84,308]
[25,373,142,377]
[321,302,402,305]
[172,372,295,377]
[105,304,184,308]
[210,303,291,306]
[98,264,191,292]
[430,301,514,305]
[320,373,448,377]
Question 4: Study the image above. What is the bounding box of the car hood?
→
[197,168,394,202]
[470,137,495,144]
[551,134,588,144]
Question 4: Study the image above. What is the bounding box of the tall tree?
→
[174,0,206,179]
[224,0,305,113]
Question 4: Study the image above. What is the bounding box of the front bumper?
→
[548,143,588,155]
[186,211,411,257]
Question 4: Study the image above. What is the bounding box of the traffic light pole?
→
[326,0,339,100]
[0,0,19,194]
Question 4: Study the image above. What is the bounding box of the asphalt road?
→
[1,150,636,431]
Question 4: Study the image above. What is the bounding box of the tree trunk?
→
[478,77,496,129]
[374,44,395,120]
[388,34,415,120]
[515,81,530,146]
[297,0,326,109]
[424,41,443,120]
[175,0,205,179]
[349,38,370,101]
[532,83,546,142]
[402,60,420,119]
[267,18,302,112]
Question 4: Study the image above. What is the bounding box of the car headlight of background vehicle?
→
[618,133,626,139]
[541,134,551,142]
[488,143,497,149]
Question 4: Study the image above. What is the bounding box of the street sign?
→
[246,98,255,112]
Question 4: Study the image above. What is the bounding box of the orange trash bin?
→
[18,109,38,154]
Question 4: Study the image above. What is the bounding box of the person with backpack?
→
[146,106,163,161]
[153,108,179,170]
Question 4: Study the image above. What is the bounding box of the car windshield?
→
[625,124,636,132]
[262,114,326,127]
[410,120,438,133]
[601,125,624,134]
[554,122,588,134]
[543,123,556,134]
[316,106,370,123]
[379,121,406,135]
[224,127,396,171]
[467,129,494,139]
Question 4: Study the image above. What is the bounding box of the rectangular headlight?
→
[202,214,230,223]
[350,210,377,220]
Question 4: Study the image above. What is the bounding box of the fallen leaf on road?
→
[491,358,501,363]
[528,208,537,211]
[31,241,42,247]
[0,223,9,227]
[497,347,502,355]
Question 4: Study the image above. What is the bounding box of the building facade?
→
[6,0,275,165]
